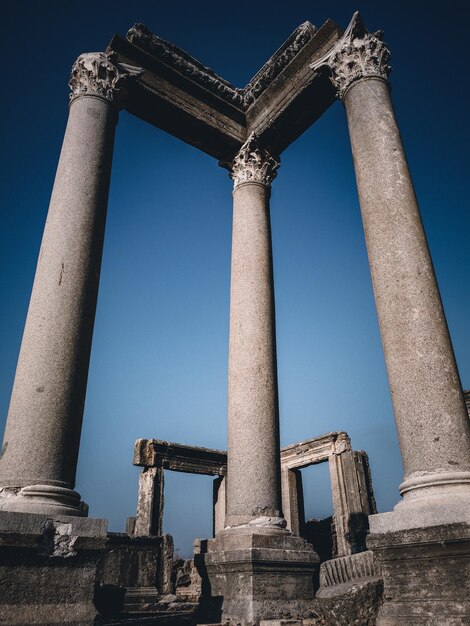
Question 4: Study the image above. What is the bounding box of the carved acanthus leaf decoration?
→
[69,52,142,106]
[228,132,280,189]
[310,12,391,101]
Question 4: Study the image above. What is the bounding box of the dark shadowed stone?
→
[313,578,383,626]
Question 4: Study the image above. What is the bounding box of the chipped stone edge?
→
[126,21,317,110]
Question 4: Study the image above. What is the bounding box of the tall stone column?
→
[324,12,470,525]
[318,13,470,623]
[204,134,319,625]
[0,53,134,517]
[224,133,284,529]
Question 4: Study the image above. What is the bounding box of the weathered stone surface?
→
[160,533,175,595]
[338,14,470,521]
[313,578,383,626]
[94,532,200,623]
[226,137,282,528]
[329,450,376,556]
[0,512,106,624]
[134,467,164,537]
[279,435,376,557]
[131,429,374,563]
[69,52,141,107]
[106,19,342,160]
[203,530,320,626]
[463,390,470,417]
[213,476,226,536]
[281,468,305,536]
[280,432,351,470]
[0,60,120,517]
[134,439,227,476]
[317,550,380,591]
[174,558,202,603]
[327,12,391,100]
[304,517,335,562]
[259,620,304,625]
[313,551,383,625]
[368,523,470,625]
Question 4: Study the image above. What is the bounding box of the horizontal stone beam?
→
[134,431,352,476]
[280,431,351,470]
[246,19,342,156]
[106,20,342,161]
[134,438,227,476]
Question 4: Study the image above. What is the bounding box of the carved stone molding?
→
[328,12,391,100]
[243,21,316,106]
[309,12,391,101]
[69,52,141,107]
[228,132,280,190]
[127,24,245,108]
[126,21,316,110]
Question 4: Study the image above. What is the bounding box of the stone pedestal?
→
[203,529,319,626]
[367,524,470,625]
[0,511,107,625]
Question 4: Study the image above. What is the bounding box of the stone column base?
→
[201,529,319,626]
[0,510,107,625]
[0,484,88,517]
[367,521,470,625]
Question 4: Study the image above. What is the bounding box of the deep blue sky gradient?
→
[1,1,469,556]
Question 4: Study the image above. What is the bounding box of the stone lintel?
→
[133,438,227,475]
[106,35,245,161]
[243,21,318,106]
[246,19,342,156]
[280,431,351,470]
[134,431,352,477]
[105,20,342,161]
[134,432,353,477]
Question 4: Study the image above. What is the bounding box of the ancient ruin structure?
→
[0,11,469,626]
[130,431,376,555]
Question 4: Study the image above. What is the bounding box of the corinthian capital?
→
[228,133,280,190]
[329,13,391,99]
[69,52,141,107]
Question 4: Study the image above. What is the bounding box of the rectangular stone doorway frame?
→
[132,430,376,557]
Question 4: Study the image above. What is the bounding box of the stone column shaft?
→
[0,53,132,516]
[324,14,470,516]
[225,133,284,527]
[345,78,470,504]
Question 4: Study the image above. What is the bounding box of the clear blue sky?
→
[1,1,469,556]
